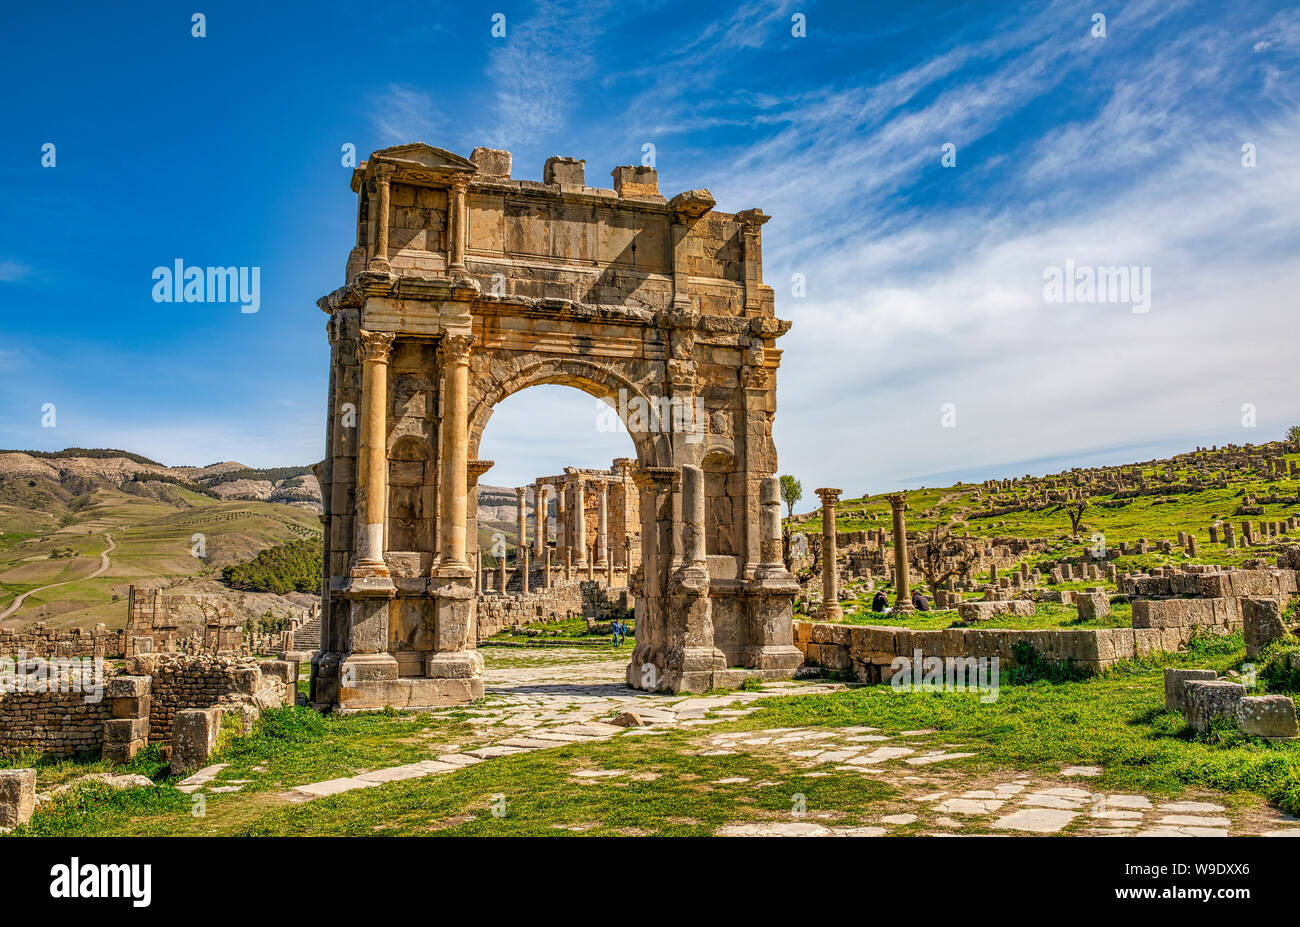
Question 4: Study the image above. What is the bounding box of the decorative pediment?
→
[353,143,477,191]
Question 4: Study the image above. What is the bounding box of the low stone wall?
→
[128,653,295,742]
[956,600,1035,622]
[475,581,584,640]
[0,664,112,758]
[1131,597,1242,630]
[1121,567,1295,600]
[794,619,1202,682]
[0,624,125,659]
[581,581,632,620]
[0,654,292,761]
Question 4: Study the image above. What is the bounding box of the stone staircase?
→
[290,613,322,653]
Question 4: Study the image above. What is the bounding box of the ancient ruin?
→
[311,144,802,710]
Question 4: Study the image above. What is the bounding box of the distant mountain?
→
[0,450,322,512]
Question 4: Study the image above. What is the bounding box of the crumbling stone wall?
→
[0,685,111,758]
[793,619,1199,681]
[475,582,584,640]
[0,624,124,659]
[0,656,292,761]
[131,653,294,742]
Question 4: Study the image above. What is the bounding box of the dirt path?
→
[0,533,115,621]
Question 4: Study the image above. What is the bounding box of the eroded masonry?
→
[312,144,802,710]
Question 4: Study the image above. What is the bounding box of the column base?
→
[816,603,844,622]
[425,649,484,679]
[336,676,483,712]
[345,570,395,594]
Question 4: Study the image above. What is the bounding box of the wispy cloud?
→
[480,0,615,155]
[370,84,442,145]
[0,260,30,282]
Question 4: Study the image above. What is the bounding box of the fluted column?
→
[435,333,473,572]
[556,482,567,564]
[533,483,548,558]
[515,486,528,563]
[596,481,609,568]
[448,175,469,276]
[889,492,912,610]
[368,163,394,273]
[814,487,842,621]
[353,331,395,578]
[573,479,588,570]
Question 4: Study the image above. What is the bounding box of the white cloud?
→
[0,260,30,282]
[370,84,441,146]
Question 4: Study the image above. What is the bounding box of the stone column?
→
[352,331,395,580]
[573,479,588,571]
[814,488,843,621]
[498,555,507,595]
[534,483,548,558]
[544,547,552,589]
[340,330,398,691]
[587,546,595,581]
[515,487,528,564]
[597,481,609,568]
[474,549,482,595]
[435,334,473,572]
[889,492,912,610]
[368,163,394,273]
[521,547,529,594]
[448,175,469,276]
[466,458,494,567]
[663,465,725,692]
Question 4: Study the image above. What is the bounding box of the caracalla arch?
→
[311,143,802,711]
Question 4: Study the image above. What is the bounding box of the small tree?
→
[1288,425,1300,446]
[779,475,803,518]
[1059,500,1088,535]
[909,526,979,596]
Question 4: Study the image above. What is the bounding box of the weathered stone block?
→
[544,156,585,187]
[0,769,36,829]
[1163,668,1218,712]
[1183,679,1245,732]
[103,717,149,744]
[956,599,1035,622]
[104,675,150,699]
[170,708,222,776]
[470,147,511,178]
[1236,695,1298,739]
[111,695,150,719]
[810,622,850,647]
[611,164,659,197]
[1076,592,1110,620]
[1243,597,1288,659]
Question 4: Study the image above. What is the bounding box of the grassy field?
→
[0,485,320,630]
[5,635,1298,837]
[794,448,1300,575]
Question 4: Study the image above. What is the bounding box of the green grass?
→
[8,636,1298,836]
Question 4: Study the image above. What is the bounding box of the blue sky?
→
[2,0,1298,496]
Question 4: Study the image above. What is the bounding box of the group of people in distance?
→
[871,588,931,614]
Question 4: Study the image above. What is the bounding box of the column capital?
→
[887,492,907,511]
[814,487,842,506]
[371,161,396,184]
[633,466,680,492]
[515,486,527,501]
[466,458,494,488]
[437,331,474,366]
[358,330,395,364]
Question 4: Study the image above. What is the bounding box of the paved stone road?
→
[208,648,1300,837]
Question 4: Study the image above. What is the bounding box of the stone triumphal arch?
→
[311,143,802,711]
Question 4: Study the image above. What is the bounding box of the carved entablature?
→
[351,143,477,193]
